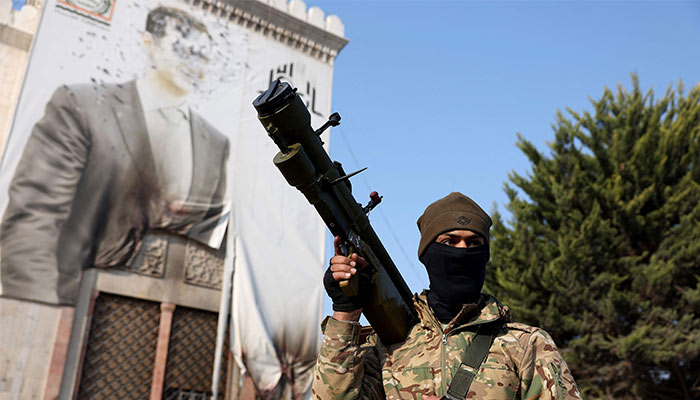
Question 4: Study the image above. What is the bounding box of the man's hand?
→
[329,236,368,282]
[324,236,368,322]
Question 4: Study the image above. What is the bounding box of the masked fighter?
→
[314,192,581,399]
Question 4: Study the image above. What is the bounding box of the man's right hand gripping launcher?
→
[253,80,416,345]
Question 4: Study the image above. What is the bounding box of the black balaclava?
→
[416,192,493,323]
[419,241,489,323]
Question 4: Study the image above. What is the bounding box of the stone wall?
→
[0,298,67,400]
[0,1,40,154]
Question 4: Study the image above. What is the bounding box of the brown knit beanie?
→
[417,192,492,257]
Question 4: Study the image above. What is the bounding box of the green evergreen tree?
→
[486,75,700,399]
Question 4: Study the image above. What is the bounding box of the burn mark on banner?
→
[266,62,324,118]
[56,0,117,27]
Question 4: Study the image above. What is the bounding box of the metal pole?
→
[212,226,235,399]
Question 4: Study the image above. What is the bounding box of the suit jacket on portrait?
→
[0,80,229,304]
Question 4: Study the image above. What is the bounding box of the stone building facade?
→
[0,1,346,399]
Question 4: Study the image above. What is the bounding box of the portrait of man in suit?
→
[0,5,230,305]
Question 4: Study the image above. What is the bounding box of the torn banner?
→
[230,36,336,397]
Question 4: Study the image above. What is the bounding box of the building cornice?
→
[187,0,348,64]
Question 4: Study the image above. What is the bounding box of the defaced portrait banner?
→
[0,0,331,396]
[0,0,246,304]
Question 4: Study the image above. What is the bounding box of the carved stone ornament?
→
[128,233,167,278]
[183,240,225,289]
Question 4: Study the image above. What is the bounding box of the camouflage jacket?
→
[313,292,581,399]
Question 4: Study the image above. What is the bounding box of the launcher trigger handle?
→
[338,241,360,297]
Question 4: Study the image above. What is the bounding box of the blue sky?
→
[302,1,700,314]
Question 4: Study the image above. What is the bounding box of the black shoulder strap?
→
[443,320,503,400]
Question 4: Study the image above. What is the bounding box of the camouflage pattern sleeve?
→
[312,317,385,400]
[518,328,582,399]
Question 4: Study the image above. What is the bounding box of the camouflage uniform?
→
[313,292,581,399]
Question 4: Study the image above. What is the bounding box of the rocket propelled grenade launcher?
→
[253,80,416,345]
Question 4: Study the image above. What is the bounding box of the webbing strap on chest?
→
[442,320,503,400]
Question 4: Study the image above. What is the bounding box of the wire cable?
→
[334,125,429,290]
